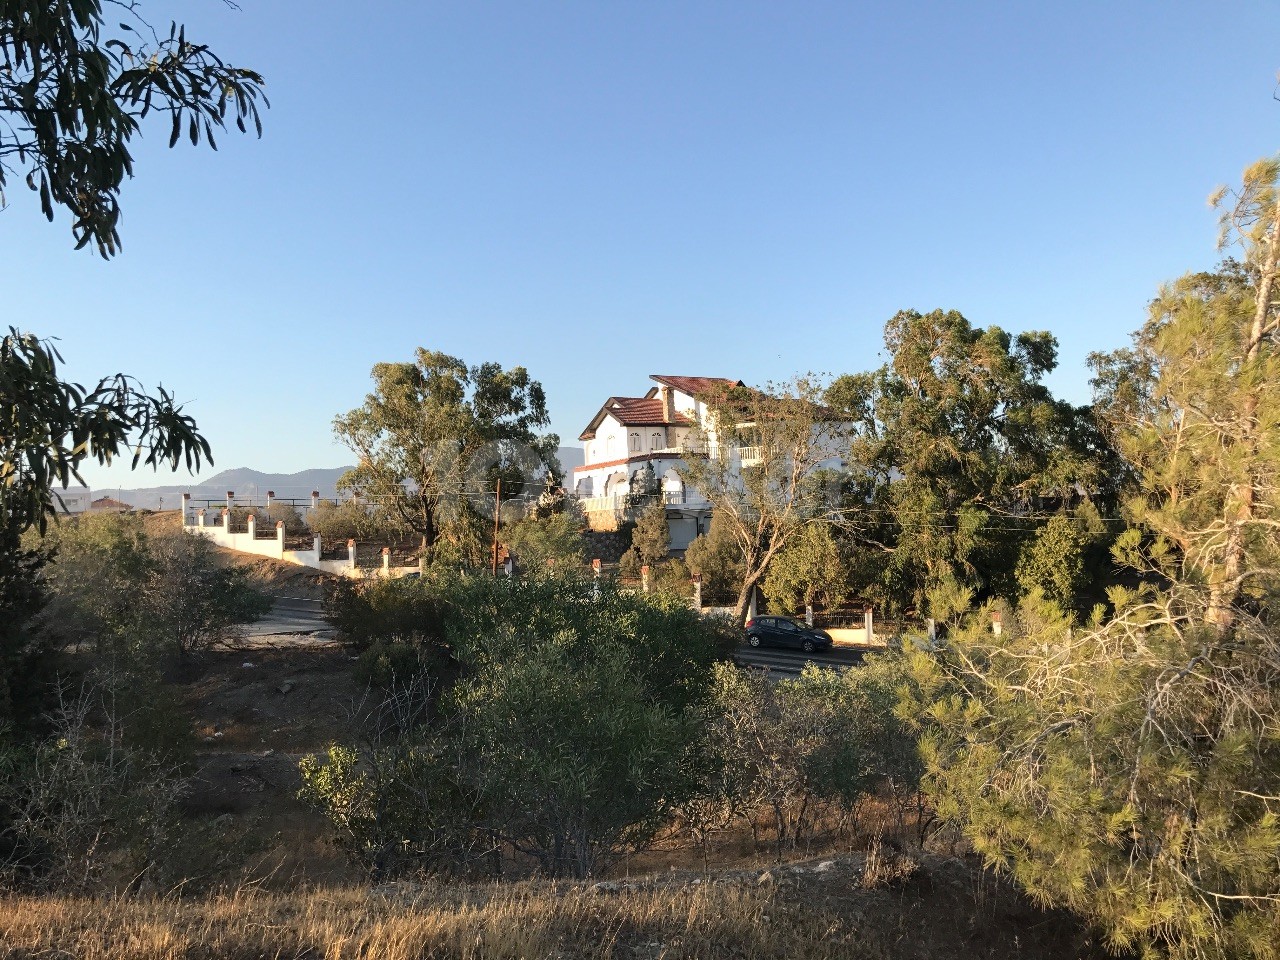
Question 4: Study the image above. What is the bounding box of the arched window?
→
[629,432,641,452]
[651,431,662,450]
[606,436,616,456]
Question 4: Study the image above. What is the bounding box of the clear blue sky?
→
[4,0,1277,491]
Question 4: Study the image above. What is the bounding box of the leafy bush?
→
[265,502,309,536]
[323,577,446,659]
[503,510,586,571]
[630,500,669,564]
[308,499,403,544]
[307,574,723,880]
[36,517,269,661]
[141,534,272,657]
[701,649,922,856]
[618,547,642,580]
[684,513,745,603]
[0,677,188,891]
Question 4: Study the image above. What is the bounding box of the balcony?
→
[577,491,711,514]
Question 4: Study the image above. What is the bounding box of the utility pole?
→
[491,477,502,577]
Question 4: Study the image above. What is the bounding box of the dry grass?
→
[0,855,1115,960]
[1,882,836,960]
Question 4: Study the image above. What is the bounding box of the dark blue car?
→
[744,616,834,653]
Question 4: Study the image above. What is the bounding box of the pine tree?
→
[918,157,1280,959]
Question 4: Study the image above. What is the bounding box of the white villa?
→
[574,374,742,550]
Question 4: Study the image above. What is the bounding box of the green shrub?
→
[323,577,447,659]
[618,547,642,580]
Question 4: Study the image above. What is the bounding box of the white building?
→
[53,486,92,514]
[574,375,741,550]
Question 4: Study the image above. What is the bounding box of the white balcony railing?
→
[577,491,711,514]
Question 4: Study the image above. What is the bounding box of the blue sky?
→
[5,1,1278,491]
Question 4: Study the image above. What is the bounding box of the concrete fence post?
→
[991,609,1003,636]
[311,490,320,510]
[197,509,206,529]
[266,490,274,510]
[381,546,391,577]
[313,535,322,558]
[226,490,234,512]
[347,539,356,572]
[181,492,191,526]
[864,605,874,644]
[221,508,230,530]
[246,512,256,539]
[276,520,285,559]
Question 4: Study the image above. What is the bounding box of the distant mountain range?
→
[98,447,586,510]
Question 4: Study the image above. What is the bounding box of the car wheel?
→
[802,639,815,653]
[748,635,761,647]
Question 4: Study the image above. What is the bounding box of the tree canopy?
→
[918,158,1280,960]
[333,350,558,564]
[827,309,1117,616]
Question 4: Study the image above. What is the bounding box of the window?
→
[651,431,662,450]
[630,432,641,452]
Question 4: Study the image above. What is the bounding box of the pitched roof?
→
[579,396,694,440]
[609,397,694,427]
[579,375,744,441]
[649,375,743,396]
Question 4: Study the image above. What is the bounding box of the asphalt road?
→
[245,596,328,638]
[244,598,868,675]
[733,643,866,676]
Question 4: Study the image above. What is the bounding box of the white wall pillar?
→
[381,546,390,577]
[226,490,234,512]
[266,490,274,510]
[221,508,230,530]
[197,509,206,529]
[313,535,322,557]
[246,512,256,538]
[347,539,356,571]
[276,520,285,559]
[181,492,191,525]
[864,605,874,644]
[311,490,320,510]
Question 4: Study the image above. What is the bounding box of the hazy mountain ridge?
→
[99,448,586,509]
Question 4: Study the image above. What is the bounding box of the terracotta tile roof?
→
[579,395,695,440]
[649,375,742,396]
[608,397,693,427]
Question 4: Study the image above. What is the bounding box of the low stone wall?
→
[181,503,417,579]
